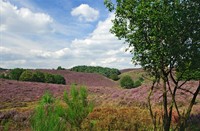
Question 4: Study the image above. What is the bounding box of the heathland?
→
[0,66,199,130]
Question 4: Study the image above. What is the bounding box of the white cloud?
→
[71,4,99,22]
[0,46,11,53]
[30,48,72,59]
[0,0,53,34]
[0,0,134,70]
[70,13,133,69]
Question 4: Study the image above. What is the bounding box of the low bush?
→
[44,73,55,83]
[109,73,120,81]
[31,85,92,130]
[31,92,66,131]
[33,71,45,82]
[63,84,93,128]
[54,74,66,84]
[134,80,142,88]
[120,75,134,89]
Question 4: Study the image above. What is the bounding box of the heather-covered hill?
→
[0,69,199,130]
[1,78,199,110]
[35,69,118,87]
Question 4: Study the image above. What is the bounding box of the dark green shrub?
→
[63,84,93,128]
[109,73,120,81]
[54,74,66,84]
[9,68,24,80]
[19,70,34,81]
[0,73,9,79]
[57,66,65,70]
[138,77,144,82]
[31,92,66,131]
[33,71,45,82]
[134,80,142,88]
[44,73,55,83]
[120,75,134,89]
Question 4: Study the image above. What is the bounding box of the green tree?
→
[9,68,24,80]
[19,70,34,81]
[57,66,65,70]
[105,0,200,130]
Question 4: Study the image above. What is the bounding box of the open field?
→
[0,69,200,130]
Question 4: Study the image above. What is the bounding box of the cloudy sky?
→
[0,0,135,69]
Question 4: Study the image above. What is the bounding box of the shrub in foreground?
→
[31,85,92,130]
[31,92,66,131]
[64,84,93,128]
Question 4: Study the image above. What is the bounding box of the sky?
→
[0,0,136,69]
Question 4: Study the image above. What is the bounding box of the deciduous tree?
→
[104,0,200,130]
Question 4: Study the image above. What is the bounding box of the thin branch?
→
[167,77,181,117]
[178,80,189,89]
[148,81,157,131]
[170,70,178,85]
[178,87,194,95]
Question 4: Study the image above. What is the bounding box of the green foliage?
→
[9,68,24,80]
[105,0,200,130]
[0,73,9,79]
[105,0,200,80]
[53,74,66,84]
[134,80,142,88]
[44,73,55,83]
[19,70,34,81]
[177,69,200,81]
[40,91,55,104]
[63,84,93,128]
[44,73,66,84]
[120,75,134,89]
[70,65,121,80]
[57,66,65,70]
[109,73,120,81]
[138,77,144,82]
[31,92,66,131]
[33,71,45,82]
[8,68,66,84]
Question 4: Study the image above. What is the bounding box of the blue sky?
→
[0,0,135,69]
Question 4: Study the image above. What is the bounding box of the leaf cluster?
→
[70,65,121,80]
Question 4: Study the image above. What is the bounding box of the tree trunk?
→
[179,81,200,131]
[162,78,170,131]
[148,81,157,131]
